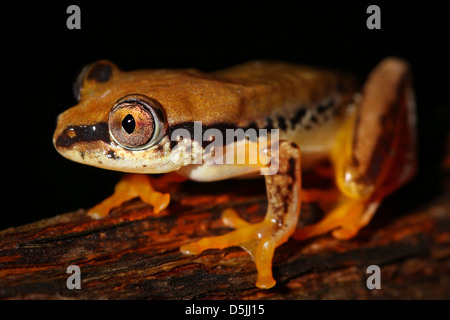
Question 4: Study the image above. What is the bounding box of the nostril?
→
[66,128,77,139]
[55,126,78,149]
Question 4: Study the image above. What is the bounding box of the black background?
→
[2,1,449,229]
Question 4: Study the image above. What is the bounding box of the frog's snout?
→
[54,122,111,151]
[53,126,78,150]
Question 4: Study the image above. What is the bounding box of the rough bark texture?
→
[1,155,449,300]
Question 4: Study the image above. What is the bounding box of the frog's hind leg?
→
[88,173,176,219]
[181,140,302,289]
[295,57,417,241]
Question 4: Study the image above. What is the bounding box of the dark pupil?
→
[122,114,136,134]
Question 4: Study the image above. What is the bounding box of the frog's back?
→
[211,61,358,132]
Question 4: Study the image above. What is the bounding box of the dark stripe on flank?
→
[277,116,287,131]
[317,99,333,114]
[167,122,237,149]
[290,108,307,127]
[264,117,274,130]
[167,121,273,149]
[56,122,110,148]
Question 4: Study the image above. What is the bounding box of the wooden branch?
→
[1,170,449,299]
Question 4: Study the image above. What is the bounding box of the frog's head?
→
[53,60,188,174]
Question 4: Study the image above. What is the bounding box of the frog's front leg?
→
[295,57,417,241]
[88,173,180,219]
[181,140,301,289]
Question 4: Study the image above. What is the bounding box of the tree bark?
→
[1,166,449,300]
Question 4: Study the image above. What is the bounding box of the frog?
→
[53,58,417,289]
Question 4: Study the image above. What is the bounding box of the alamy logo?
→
[66,265,81,289]
[169,121,280,175]
[366,5,381,30]
[366,265,381,290]
[66,5,81,30]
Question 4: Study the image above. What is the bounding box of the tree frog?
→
[53,58,417,289]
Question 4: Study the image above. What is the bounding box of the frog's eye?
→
[73,61,115,102]
[109,94,167,150]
